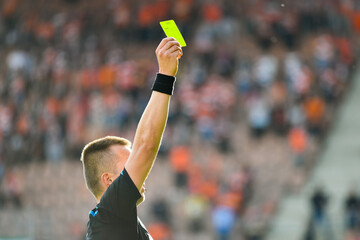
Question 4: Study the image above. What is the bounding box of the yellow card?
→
[160,20,187,47]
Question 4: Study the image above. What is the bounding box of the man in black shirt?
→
[80,37,183,240]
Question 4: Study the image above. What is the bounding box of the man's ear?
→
[101,172,113,188]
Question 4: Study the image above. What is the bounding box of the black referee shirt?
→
[86,168,152,240]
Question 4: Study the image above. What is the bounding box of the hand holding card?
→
[160,20,187,47]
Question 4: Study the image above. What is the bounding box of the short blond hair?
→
[80,136,131,199]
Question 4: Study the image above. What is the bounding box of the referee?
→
[80,37,183,240]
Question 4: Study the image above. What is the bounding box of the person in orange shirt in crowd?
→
[98,65,116,89]
[203,2,222,23]
[303,95,326,137]
[2,0,19,28]
[169,145,191,188]
[147,222,172,240]
[288,127,307,167]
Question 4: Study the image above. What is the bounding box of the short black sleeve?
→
[98,168,142,218]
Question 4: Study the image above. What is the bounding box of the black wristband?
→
[152,73,176,95]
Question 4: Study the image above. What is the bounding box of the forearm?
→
[132,91,170,160]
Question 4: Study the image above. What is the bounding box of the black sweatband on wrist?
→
[151,73,176,95]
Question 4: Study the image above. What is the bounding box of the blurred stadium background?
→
[0,0,360,239]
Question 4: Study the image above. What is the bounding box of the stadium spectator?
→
[212,204,236,240]
[169,145,191,188]
[305,187,333,240]
[151,198,172,225]
[1,168,24,208]
[288,127,308,167]
[147,222,172,240]
[344,189,360,232]
[247,92,270,138]
[183,194,208,233]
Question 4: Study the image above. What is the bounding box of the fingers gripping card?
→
[160,20,187,47]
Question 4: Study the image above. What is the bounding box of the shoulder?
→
[97,168,141,217]
[101,168,141,202]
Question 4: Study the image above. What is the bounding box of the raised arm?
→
[125,37,182,191]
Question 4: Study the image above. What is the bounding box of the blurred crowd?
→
[0,0,359,239]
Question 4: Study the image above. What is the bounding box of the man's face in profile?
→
[109,145,146,206]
